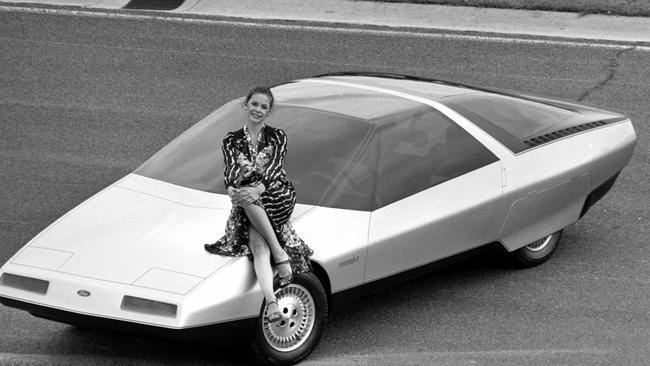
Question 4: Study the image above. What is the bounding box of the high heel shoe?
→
[275,259,293,287]
[265,300,282,323]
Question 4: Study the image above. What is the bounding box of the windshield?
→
[135,96,497,211]
[135,100,376,211]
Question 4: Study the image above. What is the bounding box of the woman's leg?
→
[243,204,292,280]
[248,226,279,314]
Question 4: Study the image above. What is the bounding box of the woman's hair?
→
[245,86,275,109]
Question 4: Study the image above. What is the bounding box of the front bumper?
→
[0,295,256,342]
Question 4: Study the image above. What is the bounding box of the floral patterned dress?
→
[204,125,313,274]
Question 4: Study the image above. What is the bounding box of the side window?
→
[373,106,498,208]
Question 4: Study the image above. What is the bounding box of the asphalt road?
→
[1,7,649,366]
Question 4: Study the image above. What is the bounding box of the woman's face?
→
[244,93,272,125]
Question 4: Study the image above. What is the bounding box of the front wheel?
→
[510,230,563,267]
[251,272,328,365]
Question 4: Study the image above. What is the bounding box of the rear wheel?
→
[251,272,327,365]
[510,230,562,267]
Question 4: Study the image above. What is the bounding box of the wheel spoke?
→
[262,284,316,352]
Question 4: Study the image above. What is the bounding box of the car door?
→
[364,107,503,283]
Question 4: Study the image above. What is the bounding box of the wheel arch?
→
[309,260,332,309]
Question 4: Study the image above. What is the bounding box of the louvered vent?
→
[523,121,608,147]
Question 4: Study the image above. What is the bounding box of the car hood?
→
[11,174,308,295]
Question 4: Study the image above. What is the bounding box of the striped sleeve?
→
[262,128,288,188]
[222,133,239,188]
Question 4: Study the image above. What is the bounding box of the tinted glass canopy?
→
[441,93,625,153]
[135,83,497,211]
[316,74,626,153]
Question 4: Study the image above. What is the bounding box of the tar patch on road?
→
[124,0,184,10]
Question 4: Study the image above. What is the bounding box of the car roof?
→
[313,73,478,100]
[271,73,478,122]
[291,72,624,114]
[273,73,626,153]
[273,72,573,122]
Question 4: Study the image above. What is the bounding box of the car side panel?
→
[581,121,637,188]
[294,207,370,294]
[499,172,591,249]
[364,162,504,283]
[498,121,637,251]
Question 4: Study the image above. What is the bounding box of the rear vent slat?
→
[523,120,617,148]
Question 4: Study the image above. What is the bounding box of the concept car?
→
[0,73,637,365]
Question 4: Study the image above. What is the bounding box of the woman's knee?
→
[243,204,266,222]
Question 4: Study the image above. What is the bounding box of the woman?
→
[204,86,313,323]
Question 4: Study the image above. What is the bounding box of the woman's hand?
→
[228,184,265,207]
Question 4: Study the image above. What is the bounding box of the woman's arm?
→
[222,133,240,189]
[223,132,265,206]
[261,128,288,189]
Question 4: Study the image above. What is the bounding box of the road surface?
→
[0,7,648,366]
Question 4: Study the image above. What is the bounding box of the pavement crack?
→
[578,47,635,101]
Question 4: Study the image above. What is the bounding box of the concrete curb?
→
[1,0,649,43]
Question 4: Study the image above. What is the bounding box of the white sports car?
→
[0,73,637,365]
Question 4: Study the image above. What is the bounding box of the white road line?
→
[303,348,612,365]
[0,352,131,364]
[1,5,649,52]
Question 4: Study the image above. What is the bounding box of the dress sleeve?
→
[261,128,288,188]
[222,133,239,188]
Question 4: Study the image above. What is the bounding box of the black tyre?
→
[251,272,328,365]
[510,230,562,267]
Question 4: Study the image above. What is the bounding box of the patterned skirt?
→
[204,180,313,274]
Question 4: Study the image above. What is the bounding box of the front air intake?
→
[524,121,608,147]
[0,273,49,294]
[121,296,178,318]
